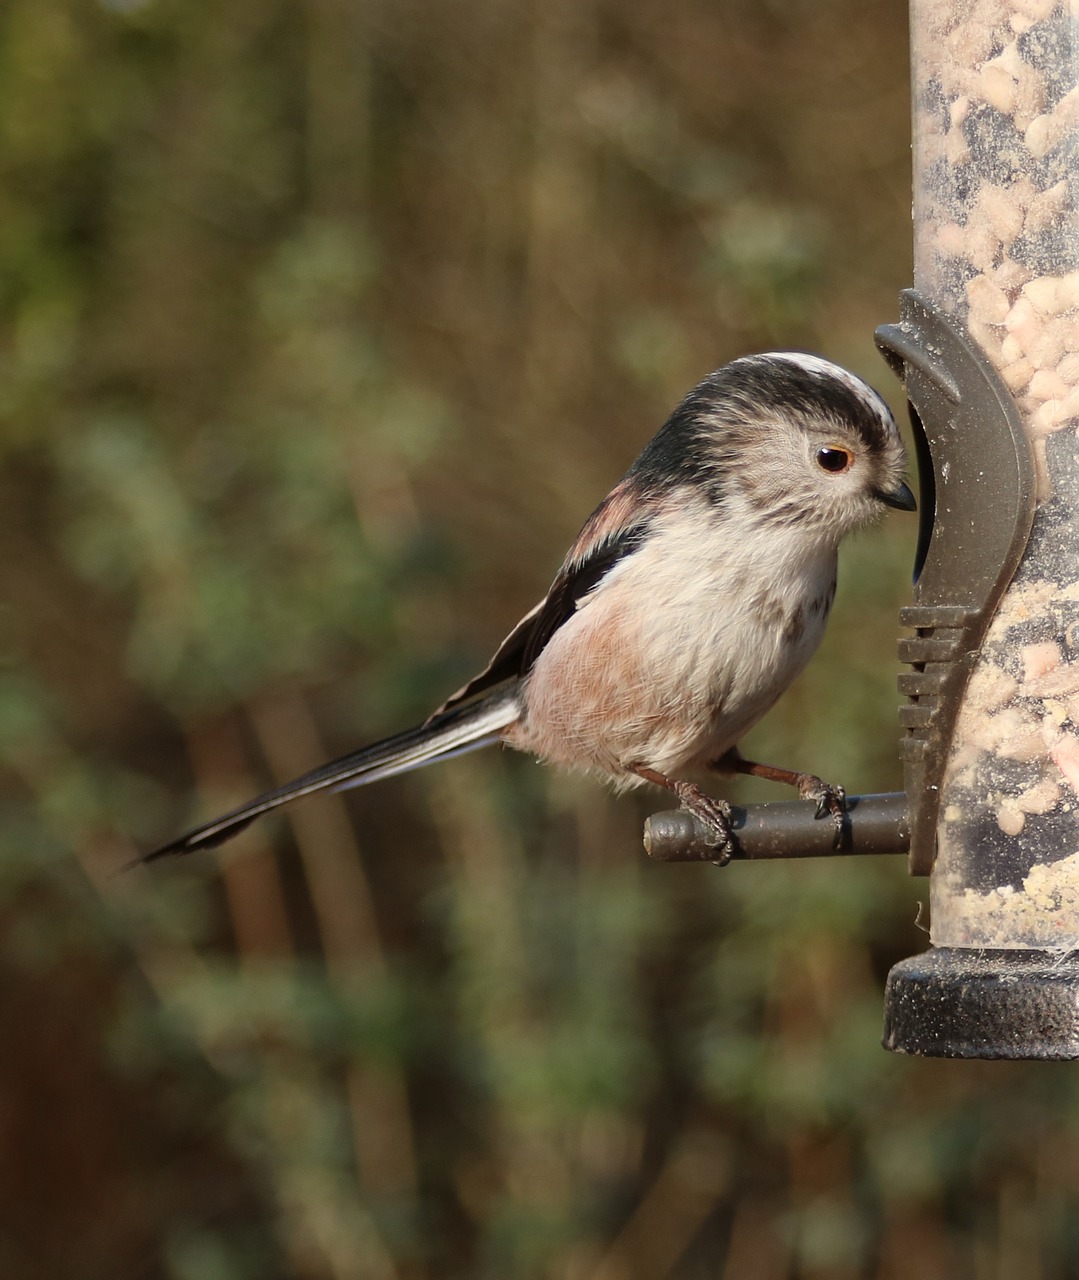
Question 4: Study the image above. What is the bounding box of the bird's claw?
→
[798,775,847,847]
[672,782,735,866]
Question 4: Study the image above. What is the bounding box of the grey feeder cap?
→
[884,948,1079,1060]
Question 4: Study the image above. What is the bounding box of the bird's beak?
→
[878,480,917,511]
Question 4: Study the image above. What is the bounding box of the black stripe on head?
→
[624,387,729,502]
[717,353,895,453]
[623,354,893,502]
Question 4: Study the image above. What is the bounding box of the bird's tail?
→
[140,690,520,863]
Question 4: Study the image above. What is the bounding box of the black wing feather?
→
[520,523,650,670]
[428,601,543,717]
[434,483,657,718]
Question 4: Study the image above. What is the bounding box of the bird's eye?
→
[816,446,854,474]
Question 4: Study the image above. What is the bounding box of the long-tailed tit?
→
[145,352,914,864]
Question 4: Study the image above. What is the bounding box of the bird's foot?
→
[672,782,735,865]
[794,774,847,846]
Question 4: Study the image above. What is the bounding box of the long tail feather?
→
[140,690,521,863]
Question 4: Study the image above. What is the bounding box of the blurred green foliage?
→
[5,1,1079,1278]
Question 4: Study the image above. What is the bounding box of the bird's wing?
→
[433,478,656,716]
[427,599,546,717]
[519,520,651,669]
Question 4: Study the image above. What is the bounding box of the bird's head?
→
[679,352,915,543]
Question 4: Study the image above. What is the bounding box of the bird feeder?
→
[881,0,1079,1059]
[648,0,1079,1059]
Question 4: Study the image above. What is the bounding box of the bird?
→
[143,352,915,866]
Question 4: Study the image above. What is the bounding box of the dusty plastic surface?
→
[884,947,1079,1057]
[913,0,1079,947]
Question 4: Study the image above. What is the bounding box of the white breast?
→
[508,494,837,782]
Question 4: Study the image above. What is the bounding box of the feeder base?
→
[884,946,1079,1059]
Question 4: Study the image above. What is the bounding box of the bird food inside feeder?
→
[913,0,1079,947]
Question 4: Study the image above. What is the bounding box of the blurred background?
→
[3,0,1077,1277]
